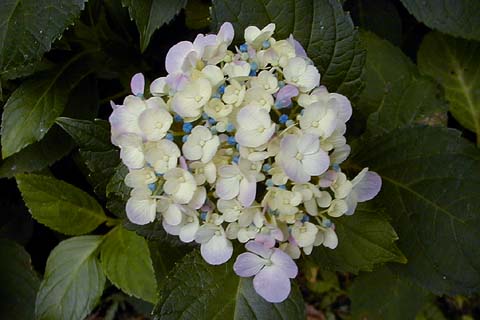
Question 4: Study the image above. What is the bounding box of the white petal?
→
[253,267,291,303]
[164,204,183,225]
[126,197,156,225]
[200,234,233,265]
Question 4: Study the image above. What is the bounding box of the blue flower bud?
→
[239,43,248,52]
[218,85,226,95]
[279,114,289,124]
[323,219,332,228]
[262,40,270,49]
[266,179,274,187]
[200,212,207,221]
[148,183,156,191]
[278,80,285,88]
[202,112,209,120]
[232,155,240,164]
[208,117,216,125]
[182,122,193,133]
[174,114,183,123]
[226,123,235,132]
[227,136,236,145]
[182,135,189,143]
[262,163,272,172]
[211,93,221,99]
[166,133,174,141]
[250,62,258,71]
[301,215,310,223]
[278,184,286,190]
[332,164,340,172]
[285,119,295,127]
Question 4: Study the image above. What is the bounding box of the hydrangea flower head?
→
[110,22,381,303]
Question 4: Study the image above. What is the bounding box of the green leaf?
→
[211,0,366,98]
[0,0,85,78]
[415,302,447,320]
[350,266,430,320]
[0,239,40,320]
[310,203,406,273]
[57,117,120,197]
[347,0,402,45]
[100,226,157,303]
[148,240,192,287]
[352,126,480,295]
[35,236,106,320]
[1,55,94,158]
[154,250,305,320]
[357,31,447,135]
[106,162,130,197]
[185,0,211,30]
[124,220,190,247]
[16,173,106,235]
[400,0,480,41]
[418,32,480,142]
[0,125,73,178]
[122,0,187,52]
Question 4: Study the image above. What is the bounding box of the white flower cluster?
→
[109,23,381,303]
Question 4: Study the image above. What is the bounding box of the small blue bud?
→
[174,114,183,123]
[278,184,286,190]
[182,122,193,133]
[262,40,270,49]
[182,135,189,143]
[148,183,156,191]
[279,114,289,124]
[135,93,144,98]
[208,118,216,125]
[266,179,274,187]
[202,112,209,120]
[300,109,305,115]
[166,133,174,141]
[332,164,340,172]
[323,219,332,228]
[210,127,218,134]
[155,172,164,177]
[232,155,240,164]
[226,123,235,132]
[239,43,248,52]
[249,69,257,77]
[200,212,207,221]
[262,163,272,172]
[301,215,310,223]
[250,62,258,71]
[218,85,226,95]
[227,136,236,145]
[278,80,285,88]
[212,93,221,99]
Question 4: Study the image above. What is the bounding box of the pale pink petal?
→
[246,241,272,259]
[302,150,330,176]
[200,235,233,265]
[130,73,145,95]
[218,22,234,43]
[288,34,307,58]
[233,252,265,277]
[216,176,240,200]
[270,248,298,278]
[253,267,291,303]
[355,171,382,202]
[165,41,194,74]
[275,84,299,108]
[238,177,256,207]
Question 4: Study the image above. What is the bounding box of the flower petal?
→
[200,234,233,265]
[233,252,265,277]
[355,171,382,202]
[126,197,156,225]
[253,267,291,303]
[130,73,145,95]
[270,248,298,278]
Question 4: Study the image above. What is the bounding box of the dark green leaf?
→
[211,0,366,98]
[35,236,105,320]
[57,117,120,197]
[357,31,447,135]
[0,0,85,78]
[101,226,157,303]
[352,126,480,295]
[400,0,480,41]
[0,125,73,178]
[106,162,130,197]
[347,0,402,45]
[16,173,106,235]
[185,0,211,30]
[124,220,189,247]
[416,302,447,320]
[1,55,95,158]
[154,250,305,320]
[0,239,40,320]
[311,203,406,273]
[122,0,187,52]
[350,266,430,320]
[418,32,480,141]
[148,240,192,287]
